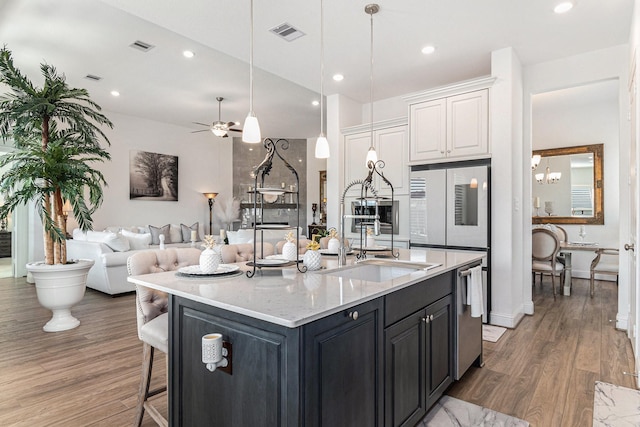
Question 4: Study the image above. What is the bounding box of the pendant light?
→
[243,0,261,143]
[365,4,379,168]
[314,0,330,158]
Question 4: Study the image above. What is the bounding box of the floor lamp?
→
[203,193,218,235]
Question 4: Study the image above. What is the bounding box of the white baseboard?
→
[489,310,525,328]
[523,300,534,315]
[617,312,629,331]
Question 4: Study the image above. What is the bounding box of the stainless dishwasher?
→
[454,262,484,380]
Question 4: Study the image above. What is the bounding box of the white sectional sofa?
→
[67,224,199,295]
[67,225,307,295]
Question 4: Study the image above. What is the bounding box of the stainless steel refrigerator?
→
[409,160,491,380]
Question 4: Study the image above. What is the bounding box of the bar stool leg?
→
[135,343,154,427]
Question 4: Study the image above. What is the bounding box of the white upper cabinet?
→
[447,90,488,158]
[404,77,495,164]
[343,118,408,196]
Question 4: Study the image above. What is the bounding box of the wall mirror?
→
[532,143,603,225]
[319,170,327,223]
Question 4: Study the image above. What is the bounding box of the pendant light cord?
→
[369,7,374,143]
[320,0,324,137]
[249,0,254,115]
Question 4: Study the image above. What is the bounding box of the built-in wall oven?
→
[350,200,399,234]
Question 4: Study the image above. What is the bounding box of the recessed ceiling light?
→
[312,100,320,106]
[554,2,573,14]
[421,45,436,55]
[110,90,120,97]
[332,74,344,82]
[183,50,195,58]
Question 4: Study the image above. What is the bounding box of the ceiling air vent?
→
[129,40,155,52]
[84,74,102,82]
[270,23,305,42]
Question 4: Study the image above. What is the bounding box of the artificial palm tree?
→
[0,47,112,265]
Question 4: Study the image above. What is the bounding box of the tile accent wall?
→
[232,137,307,230]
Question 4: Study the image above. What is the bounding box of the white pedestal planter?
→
[27,259,94,332]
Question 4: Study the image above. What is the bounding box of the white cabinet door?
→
[344,125,408,195]
[409,98,446,162]
[376,126,408,195]
[447,90,488,158]
[344,132,372,194]
[408,89,489,163]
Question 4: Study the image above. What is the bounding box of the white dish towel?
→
[466,265,484,318]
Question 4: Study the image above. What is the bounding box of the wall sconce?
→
[203,192,218,235]
[62,200,73,238]
[531,154,541,170]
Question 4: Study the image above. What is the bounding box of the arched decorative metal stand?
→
[247,138,307,278]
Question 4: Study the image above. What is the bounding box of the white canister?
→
[199,248,220,274]
[303,250,322,271]
[282,241,297,261]
[366,235,376,248]
[327,237,340,253]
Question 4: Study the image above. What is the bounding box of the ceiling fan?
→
[192,97,242,138]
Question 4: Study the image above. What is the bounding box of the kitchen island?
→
[128,248,484,427]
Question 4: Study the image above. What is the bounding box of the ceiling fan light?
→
[315,135,330,159]
[211,128,227,137]
[242,113,261,143]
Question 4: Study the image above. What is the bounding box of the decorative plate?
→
[318,249,354,256]
[256,188,285,195]
[351,245,389,251]
[178,264,240,276]
[257,224,291,229]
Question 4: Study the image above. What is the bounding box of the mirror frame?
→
[532,143,604,225]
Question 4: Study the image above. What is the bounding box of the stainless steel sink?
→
[322,259,441,283]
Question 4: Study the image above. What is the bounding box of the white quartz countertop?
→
[128,248,484,328]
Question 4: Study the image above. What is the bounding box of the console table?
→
[0,232,11,258]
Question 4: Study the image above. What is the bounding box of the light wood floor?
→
[448,276,636,427]
[0,275,635,426]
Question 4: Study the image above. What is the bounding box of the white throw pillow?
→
[121,229,152,250]
[72,228,87,241]
[104,233,130,252]
[227,229,254,244]
[86,230,116,243]
[170,224,183,243]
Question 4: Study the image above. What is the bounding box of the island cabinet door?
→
[303,298,384,427]
[169,297,301,427]
[384,309,428,427]
[425,295,453,409]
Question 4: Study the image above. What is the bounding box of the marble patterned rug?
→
[593,381,640,426]
[419,396,529,426]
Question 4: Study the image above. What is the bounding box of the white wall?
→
[523,44,629,328]
[26,111,234,264]
[532,83,620,265]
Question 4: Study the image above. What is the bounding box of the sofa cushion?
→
[227,229,254,244]
[181,222,201,242]
[122,229,152,250]
[103,233,130,252]
[149,224,171,244]
[170,224,183,243]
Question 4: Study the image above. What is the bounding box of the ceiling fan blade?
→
[222,133,229,138]
[191,129,211,133]
[193,121,210,127]
[228,127,243,132]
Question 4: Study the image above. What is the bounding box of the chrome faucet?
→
[339,179,379,266]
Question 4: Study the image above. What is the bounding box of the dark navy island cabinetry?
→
[168,269,461,427]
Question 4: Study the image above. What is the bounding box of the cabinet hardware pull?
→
[625,243,635,252]
[422,317,429,323]
[430,314,434,321]
[349,311,359,320]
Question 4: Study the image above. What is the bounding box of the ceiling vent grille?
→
[270,23,305,42]
[129,40,155,52]
[84,74,102,82]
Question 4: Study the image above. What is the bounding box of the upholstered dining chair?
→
[532,228,564,298]
[589,248,619,298]
[127,247,201,427]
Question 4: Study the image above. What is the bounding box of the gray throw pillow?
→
[149,224,171,245]
[181,222,200,242]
